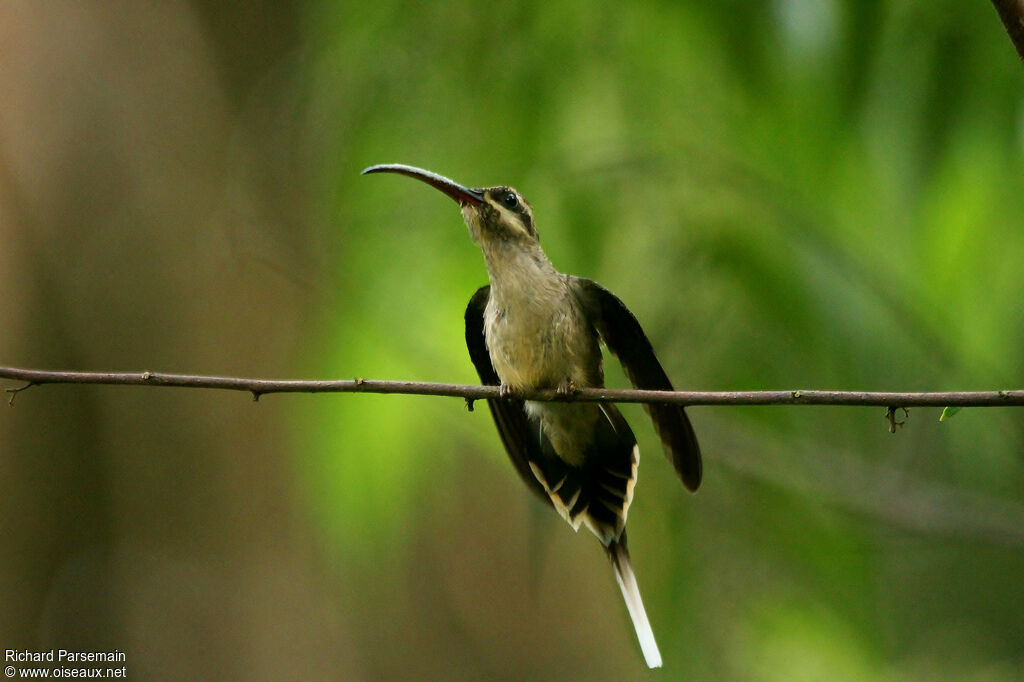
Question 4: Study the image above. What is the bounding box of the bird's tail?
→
[608,538,662,669]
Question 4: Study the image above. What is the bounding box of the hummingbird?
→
[363,163,701,668]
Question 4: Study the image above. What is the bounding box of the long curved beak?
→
[362,164,484,207]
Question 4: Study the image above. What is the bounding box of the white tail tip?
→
[610,543,662,668]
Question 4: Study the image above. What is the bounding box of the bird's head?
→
[362,164,538,248]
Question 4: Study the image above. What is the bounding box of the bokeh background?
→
[2,1,1023,680]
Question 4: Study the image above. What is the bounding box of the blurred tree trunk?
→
[0,2,355,678]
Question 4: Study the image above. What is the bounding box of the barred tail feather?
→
[608,540,662,669]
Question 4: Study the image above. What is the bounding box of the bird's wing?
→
[573,278,702,491]
[465,286,552,505]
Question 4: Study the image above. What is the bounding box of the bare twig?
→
[1,365,1023,408]
[5,382,34,405]
[885,406,909,433]
[992,0,1024,63]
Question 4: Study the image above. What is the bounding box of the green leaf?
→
[939,406,962,421]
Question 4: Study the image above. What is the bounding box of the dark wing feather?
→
[465,286,552,505]
[573,278,702,491]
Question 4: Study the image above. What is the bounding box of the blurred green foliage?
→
[295,0,1024,678]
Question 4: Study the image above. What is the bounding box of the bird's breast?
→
[483,283,601,391]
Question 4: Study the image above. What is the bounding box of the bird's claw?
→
[498,383,515,399]
[555,377,579,399]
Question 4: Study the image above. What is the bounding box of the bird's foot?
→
[498,383,516,399]
[554,377,580,400]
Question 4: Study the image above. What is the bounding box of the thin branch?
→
[992,0,1024,63]
[2,365,1023,408]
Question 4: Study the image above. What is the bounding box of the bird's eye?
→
[501,191,519,209]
